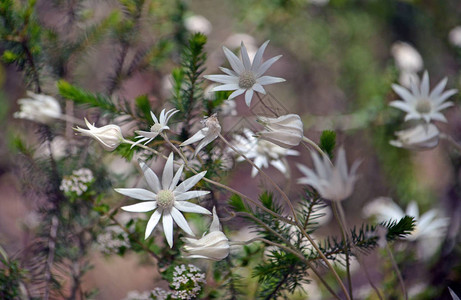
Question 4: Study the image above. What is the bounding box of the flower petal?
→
[212,84,240,91]
[139,161,162,193]
[257,76,286,86]
[145,209,162,239]
[251,40,269,71]
[175,190,210,201]
[245,89,254,107]
[170,164,184,190]
[174,201,211,214]
[204,74,239,84]
[121,201,157,212]
[175,171,207,193]
[170,207,194,236]
[255,55,282,77]
[162,211,174,248]
[223,46,244,74]
[240,42,252,70]
[162,153,174,190]
[228,89,246,99]
[115,188,157,200]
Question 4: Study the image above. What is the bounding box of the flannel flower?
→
[183,207,230,261]
[75,118,125,151]
[363,197,449,259]
[14,91,62,124]
[204,40,285,107]
[297,148,360,202]
[180,114,221,156]
[231,128,299,177]
[131,108,179,148]
[115,153,211,247]
[256,114,304,148]
[390,123,440,151]
[390,71,457,123]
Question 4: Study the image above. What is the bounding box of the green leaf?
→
[1,50,18,63]
[135,95,152,123]
[259,191,273,209]
[229,194,249,213]
[319,130,336,159]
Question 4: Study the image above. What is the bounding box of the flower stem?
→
[386,243,407,300]
[219,133,351,300]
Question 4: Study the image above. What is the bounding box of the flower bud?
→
[180,114,221,156]
[390,123,439,151]
[14,92,62,124]
[257,114,303,148]
[75,118,124,151]
[182,207,230,261]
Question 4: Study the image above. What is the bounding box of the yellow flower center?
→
[239,71,256,89]
[157,190,175,209]
[151,123,163,133]
[415,99,432,114]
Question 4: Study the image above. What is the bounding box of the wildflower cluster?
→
[59,168,94,196]
[170,264,206,299]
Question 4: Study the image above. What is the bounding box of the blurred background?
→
[1,0,461,299]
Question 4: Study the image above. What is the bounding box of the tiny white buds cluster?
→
[14,91,62,124]
[180,114,221,156]
[390,123,439,151]
[257,113,304,148]
[95,225,130,255]
[171,264,206,299]
[59,168,94,196]
[75,118,125,151]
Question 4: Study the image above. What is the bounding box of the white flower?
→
[231,128,299,177]
[115,153,211,247]
[256,114,304,148]
[184,15,212,35]
[183,207,230,261]
[363,197,449,259]
[390,71,457,123]
[449,26,461,47]
[204,40,285,107]
[131,108,179,148]
[14,91,62,124]
[75,118,125,151]
[180,114,221,156]
[390,123,439,151]
[297,148,360,202]
[391,42,423,73]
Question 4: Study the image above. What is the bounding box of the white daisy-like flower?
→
[297,148,360,202]
[231,128,299,177]
[180,114,221,156]
[131,108,179,148]
[390,71,457,123]
[115,153,211,247]
[390,123,440,151]
[14,91,62,124]
[204,40,285,107]
[363,197,450,259]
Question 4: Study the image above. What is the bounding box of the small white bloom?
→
[14,91,62,124]
[231,128,299,177]
[132,108,179,148]
[257,114,304,148]
[184,15,212,35]
[390,71,457,123]
[183,207,230,261]
[449,26,461,47]
[75,118,124,151]
[390,123,439,151]
[391,41,423,73]
[297,148,360,202]
[180,114,221,156]
[363,197,450,259]
[205,40,285,107]
[115,153,211,247]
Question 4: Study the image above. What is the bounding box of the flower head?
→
[390,71,457,123]
[75,118,124,151]
[390,123,439,151]
[232,128,299,177]
[131,108,178,148]
[184,15,212,35]
[256,114,304,148]
[391,42,423,73]
[183,207,230,261]
[205,40,285,107]
[115,153,211,247]
[297,148,360,202]
[180,114,221,156]
[363,197,449,259]
[14,91,62,124]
